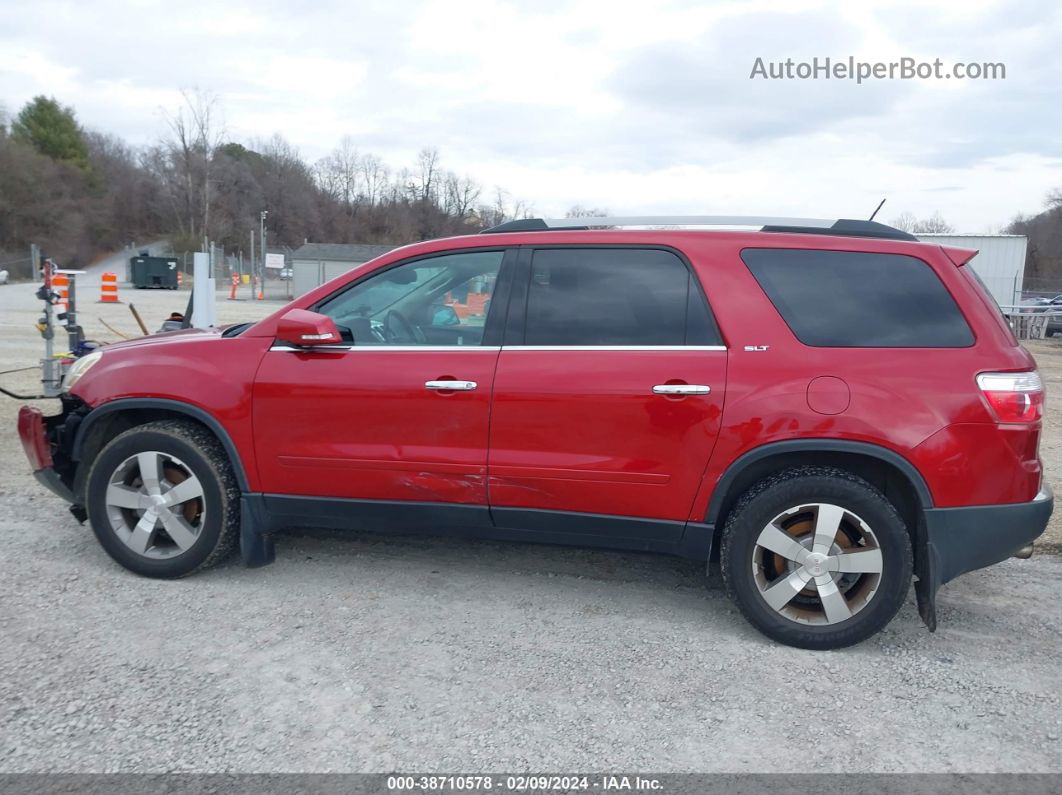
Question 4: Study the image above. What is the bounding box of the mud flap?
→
[913,576,938,632]
[239,494,275,568]
[912,514,937,632]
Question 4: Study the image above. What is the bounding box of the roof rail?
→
[480,216,918,241]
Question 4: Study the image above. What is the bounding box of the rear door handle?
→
[652,384,711,395]
[425,380,477,391]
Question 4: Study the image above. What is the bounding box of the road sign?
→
[265,253,285,269]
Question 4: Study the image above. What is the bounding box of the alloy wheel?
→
[103,451,205,559]
[751,502,884,625]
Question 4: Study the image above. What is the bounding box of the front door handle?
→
[425,380,477,391]
[652,384,711,395]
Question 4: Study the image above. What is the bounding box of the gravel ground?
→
[0,279,1061,773]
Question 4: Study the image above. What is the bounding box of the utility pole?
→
[249,228,255,299]
[30,243,40,281]
[259,210,268,301]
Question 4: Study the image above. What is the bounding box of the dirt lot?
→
[0,279,1060,773]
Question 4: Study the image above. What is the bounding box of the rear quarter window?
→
[741,248,974,347]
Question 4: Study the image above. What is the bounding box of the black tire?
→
[720,466,912,650]
[85,420,239,578]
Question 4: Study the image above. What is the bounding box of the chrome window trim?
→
[269,344,729,353]
[502,345,728,351]
[269,345,502,353]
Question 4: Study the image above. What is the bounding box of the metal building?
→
[289,243,397,298]
[917,233,1028,307]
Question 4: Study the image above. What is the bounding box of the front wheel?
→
[85,420,239,578]
[721,467,912,649]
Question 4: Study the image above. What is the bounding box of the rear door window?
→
[521,248,719,346]
[741,248,974,347]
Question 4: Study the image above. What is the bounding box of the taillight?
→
[977,371,1044,423]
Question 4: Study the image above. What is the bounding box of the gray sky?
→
[2,0,1060,230]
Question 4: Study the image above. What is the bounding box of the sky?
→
[2,0,1061,231]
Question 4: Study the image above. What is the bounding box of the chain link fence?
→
[166,245,295,302]
[1021,276,1062,301]
[0,252,35,282]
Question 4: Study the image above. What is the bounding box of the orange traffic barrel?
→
[99,272,120,303]
[52,273,69,310]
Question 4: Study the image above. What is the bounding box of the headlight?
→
[62,351,103,393]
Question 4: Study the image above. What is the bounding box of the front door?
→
[487,246,727,537]
[253,248,512,506]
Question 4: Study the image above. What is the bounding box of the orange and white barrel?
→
[52,273,69,311]
[99,272,120,303]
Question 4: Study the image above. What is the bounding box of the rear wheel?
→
[721,466,912,649]
[85,420,239,578]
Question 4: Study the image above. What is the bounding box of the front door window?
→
[317,251,504,346]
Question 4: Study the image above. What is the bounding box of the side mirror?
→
[276,309,342,347]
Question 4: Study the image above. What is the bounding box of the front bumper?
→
[33,467,75,502]
[17,404,78,503]
[923,482,1053,587]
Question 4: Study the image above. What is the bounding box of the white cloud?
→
[1,0,1060,230]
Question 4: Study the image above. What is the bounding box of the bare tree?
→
[565,205,610,217]
[161,88,225,244]
[890,211,953,234]
[1,91,541,266]
[412,147,440,203]
[444,172,481,220]
[315,136,363,217]
[360,154,387,207]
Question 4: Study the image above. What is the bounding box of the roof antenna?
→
[868,198,886,221]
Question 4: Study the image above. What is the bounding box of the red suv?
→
[18,216,1052,649]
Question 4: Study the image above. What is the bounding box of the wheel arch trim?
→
[71,398,251,492]
[705,439,933,525]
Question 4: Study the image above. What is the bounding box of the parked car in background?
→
[1043,295,1062,337]
[18,215,1052,649]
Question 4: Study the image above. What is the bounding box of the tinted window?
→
[317,250,503,345]
[742,249,974,347]
[523,248,719,346]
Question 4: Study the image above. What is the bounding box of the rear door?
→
[487,246,728,538]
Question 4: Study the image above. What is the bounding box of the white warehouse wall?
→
[917,234,1028,307]
[291,258,372,298]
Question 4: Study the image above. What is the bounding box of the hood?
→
[102,325,223,352]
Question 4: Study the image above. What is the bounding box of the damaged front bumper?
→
[17,400,86,505]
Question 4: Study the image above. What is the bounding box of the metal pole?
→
[260,210,268,300]
[41,260,59,396]
[30,243,40,281]
[249,228,256,299]
[66,274,80,353]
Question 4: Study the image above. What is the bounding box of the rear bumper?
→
[923,482,1053,587]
